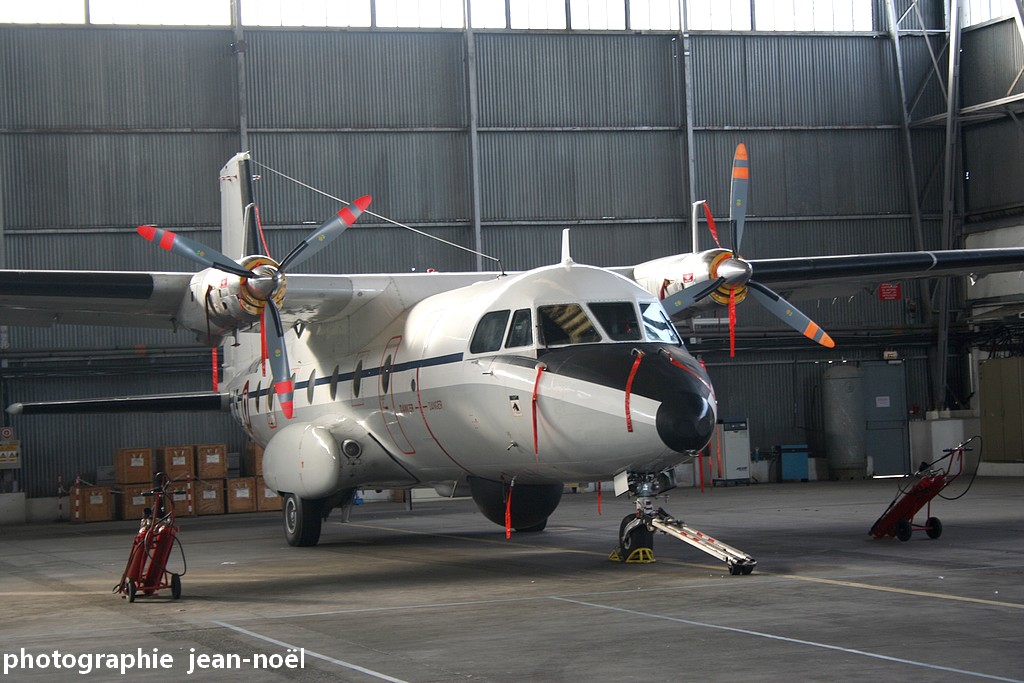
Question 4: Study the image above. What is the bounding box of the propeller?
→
[138,195,372,419]
[675,144,834,356]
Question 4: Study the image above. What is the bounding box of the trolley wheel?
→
[618,514,653,561]
[925,516,943,539]
[127,579,137,603]
[170,573,182,600]
[895,519,913,542]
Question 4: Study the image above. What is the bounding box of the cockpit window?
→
[470,309,511,354]
[641,303,682,345]
[589,302,642,341]
[537,304,601,346]
[505,308,533,348]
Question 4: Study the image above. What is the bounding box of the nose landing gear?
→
[609,473,756,575]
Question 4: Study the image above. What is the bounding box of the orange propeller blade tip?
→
[735,143,747,160]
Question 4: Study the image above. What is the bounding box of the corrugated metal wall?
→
[2,19,1022,496]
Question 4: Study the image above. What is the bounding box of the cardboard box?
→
[71,486,112,523]
[195,479,225,516]
[157,446,195,480]
[118,483,151,521]
[255,477,282,511]
[114,448,153,484]
[242,442,263,477]
[170,480,194,517]
[226,477,256,513]
[195,443,228,479]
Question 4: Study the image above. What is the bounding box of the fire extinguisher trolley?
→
[115,473,185,602]
[869,440,974,542]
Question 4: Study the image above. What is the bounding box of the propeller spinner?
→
[138,195,372,418]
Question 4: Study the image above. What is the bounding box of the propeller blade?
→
[662,277,725,317]
[728,286,737,358]
[748,280,835,349]
[701,202,721,248]
[279,195,372,272]
[729,143,749,254]
[137,225,253,279]
[263,299,295,419]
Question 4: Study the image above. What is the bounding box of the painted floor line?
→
[551,597,1023,683]
[213,620,409,683]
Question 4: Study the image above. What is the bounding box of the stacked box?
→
[71,485,113,523]
[118,483,151,521]
[226,477,256,513]
[114,448,153,484]
[170,480,195,517]
[195,479,225,516]
[256,477,282,511]
[242,442,263,477]
[195,443,228,479]
[157,446,195,480]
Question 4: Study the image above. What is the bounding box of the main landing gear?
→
[609,474,757,575]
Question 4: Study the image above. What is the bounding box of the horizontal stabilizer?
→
[6,392,231,415]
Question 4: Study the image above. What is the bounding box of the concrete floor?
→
[1,478,1022,682]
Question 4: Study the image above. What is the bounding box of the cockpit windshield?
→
[589,302,642,341]
[537,304,601,346]
[641,302,682,345]
[469,300,682,354]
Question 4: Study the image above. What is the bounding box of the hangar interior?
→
[1,0,1023,509]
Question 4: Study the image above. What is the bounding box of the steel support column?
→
[463,0,484,270]
[230,0,249,152]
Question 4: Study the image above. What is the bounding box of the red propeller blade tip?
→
[137,225,157,241]
[355,195,372,211]
[280,401,294,419]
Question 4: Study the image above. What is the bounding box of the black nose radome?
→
[656,391,715,453]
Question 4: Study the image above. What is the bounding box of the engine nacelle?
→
[262,423,342,500]
[176,257,287,344]
[632,248,745,314]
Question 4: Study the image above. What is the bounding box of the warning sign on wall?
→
[0,440,20,470]
[878,282,902,301]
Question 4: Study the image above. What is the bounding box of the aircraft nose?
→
[656,390,716,453]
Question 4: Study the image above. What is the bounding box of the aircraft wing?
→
[748,248,1024,301]
[0,270,192,329]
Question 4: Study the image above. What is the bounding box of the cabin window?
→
[470,309,511,354]
[352,359,363,398]
[381,354,393,394]
[589,302,641,341]
[537,303,601,346]
[330,365,340,400]
[641,303,682,345]
[505,308,533,348]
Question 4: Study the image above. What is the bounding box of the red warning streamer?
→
[531,365,545,460]
[504,479,515,539]
[211,347,219,391]
[624,351,645,432]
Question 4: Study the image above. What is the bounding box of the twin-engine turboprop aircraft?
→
[4,147,1024,574]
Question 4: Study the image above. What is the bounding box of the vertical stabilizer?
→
[219,152,260,260]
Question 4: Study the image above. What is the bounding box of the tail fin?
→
[219,152,263,260]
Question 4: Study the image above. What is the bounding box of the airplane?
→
[4,145,1024,575]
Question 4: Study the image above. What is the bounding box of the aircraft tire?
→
[515,518,548,533]
[284,493,323,547]
[618,514,653,559]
